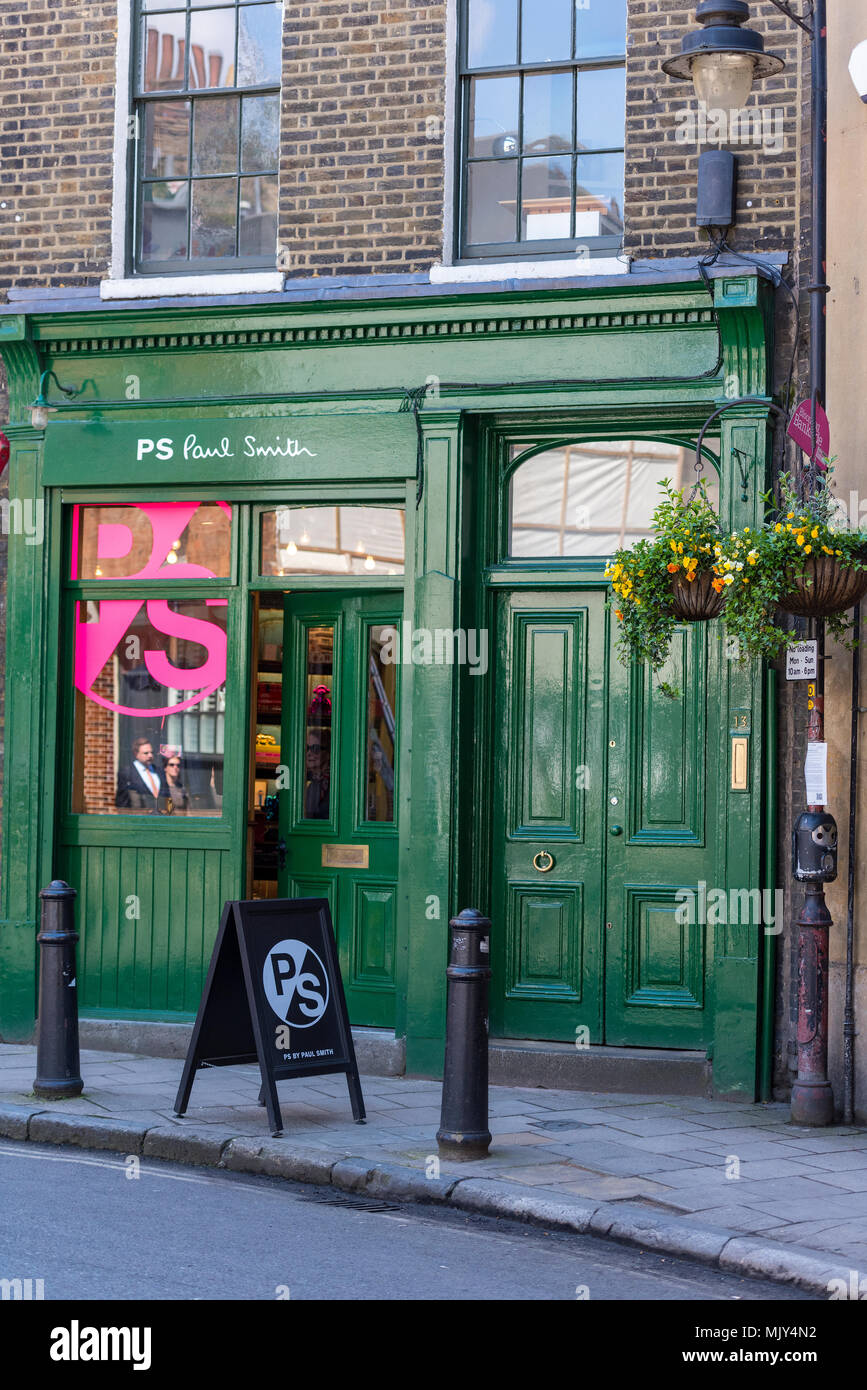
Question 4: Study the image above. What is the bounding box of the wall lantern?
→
[661,1,785,112]
[849,40,867,103]
[30,369,80,428]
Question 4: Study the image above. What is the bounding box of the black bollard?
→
[33,881,83,1099]
[436,908,491,1161]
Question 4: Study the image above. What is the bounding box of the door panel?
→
[491,591,606,1042]
[605,623,717,1048]
[491,587,718,1051]
[279,592,400,1029]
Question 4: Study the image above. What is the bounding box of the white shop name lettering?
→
[136,434,317,462]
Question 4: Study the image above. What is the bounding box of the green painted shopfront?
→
[0,267,780,1097]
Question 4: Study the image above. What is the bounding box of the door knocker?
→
[533,850,555,873]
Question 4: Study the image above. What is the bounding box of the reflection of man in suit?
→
[116,738,168,812]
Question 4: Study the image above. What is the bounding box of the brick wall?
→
[625,1,804,260]
[277,1,447,278]
[0,1,116,290]
[0,1,812,290]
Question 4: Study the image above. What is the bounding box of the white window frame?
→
[102,1,284,298]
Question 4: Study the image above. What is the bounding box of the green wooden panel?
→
[491,590,605,1042]
[506,883,583,1003]
[631,628,706,843]
[62,844,234,1015]
[606,621,719,1050]
[353,882,396,991]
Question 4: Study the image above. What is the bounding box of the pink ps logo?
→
[73,503,229,718]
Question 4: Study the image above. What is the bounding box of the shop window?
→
[259,506,405,576]
[459,0,626,259]
[508,440,719,558]
[71,598,227,816]
[71,501,232,580]
[133,0,282,273]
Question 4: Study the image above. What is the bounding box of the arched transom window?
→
[508,439,718,558]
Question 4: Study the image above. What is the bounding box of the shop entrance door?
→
[277,593,400,1029]
[490,587,720,1050]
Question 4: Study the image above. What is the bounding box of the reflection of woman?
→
[162,754,190,815]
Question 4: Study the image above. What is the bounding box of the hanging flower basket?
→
[716,466,867,662]
[671,570,727,621]
[605,480,726,691]
[778,553,867,618]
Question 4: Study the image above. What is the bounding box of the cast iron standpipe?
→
[33,880,84,1100]
[436,908,492,1161]
[791,882,834,1125]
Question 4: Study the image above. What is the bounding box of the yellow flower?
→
[805,545,812,554]
[723,574,735,586]
[669,541,678,553]
[797,534,805,546]
[822,546,833,555]
[747,552,758,565]
[787,512,794,519]
[811,527,819,539]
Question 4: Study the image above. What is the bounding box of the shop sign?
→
[174,898,365,1136]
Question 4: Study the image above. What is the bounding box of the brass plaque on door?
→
[322,844,369,868]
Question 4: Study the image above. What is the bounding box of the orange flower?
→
[615,610,624,621]
[686,570,697,582]
[667,562,680,573]
[711,578,725,593]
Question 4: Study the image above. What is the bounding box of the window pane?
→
[575,152,624,238]
[71,599,228,816]
[189,8,236,88]
[466,159,517,244]
[521,154,572,239]
[141,182,189,262]
[241,93,279,169]
[509,441,718,558]
[144,100,190,177]
[303,628,333,821]
[72,502,232,582]
[575,0,626,58]
[577,67,626,150]
[260,506,405,576]
[469,76,519,158]
[467,0,517,69]
[366,626,396,823]
[238,2,282,86]
[191,176,237,257]
[239,174,277,254]
[140,12,187,92]
[523,71,572,154]
[522,0,571,64]
[192,96,239,173]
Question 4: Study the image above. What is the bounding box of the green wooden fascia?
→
[0,275,773,426]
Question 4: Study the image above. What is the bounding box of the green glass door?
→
[277,592,400,1029]
[491,587,718,1049]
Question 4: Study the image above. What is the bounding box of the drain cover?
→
[297,1192,402,1213]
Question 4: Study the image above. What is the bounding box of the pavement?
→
[2,1042,867,1298]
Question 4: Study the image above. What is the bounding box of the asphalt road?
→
[0,1140,811,1302]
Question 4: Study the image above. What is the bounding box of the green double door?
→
[277,592,400,1029]
[490,588,720,1050]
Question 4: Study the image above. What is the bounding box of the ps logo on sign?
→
[263,940,329,1028]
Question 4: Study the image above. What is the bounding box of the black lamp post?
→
[663,2,835,1126]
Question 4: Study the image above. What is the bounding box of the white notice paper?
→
[787,641,818,681]
[804,741,829,806]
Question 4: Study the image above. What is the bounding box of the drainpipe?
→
[760,666,778,1103]
[843,603,860,1124]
